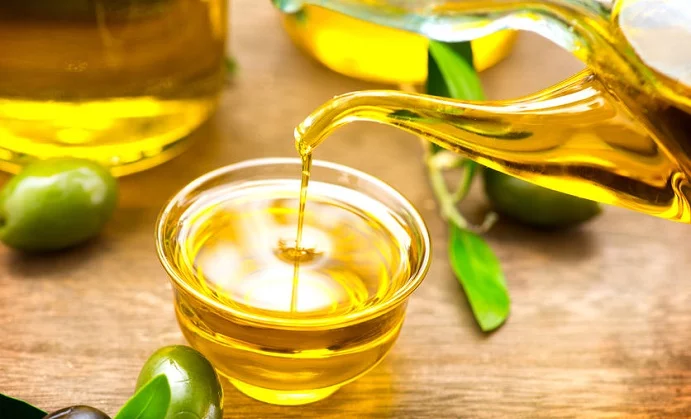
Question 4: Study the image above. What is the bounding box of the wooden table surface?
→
[2,2,691,418]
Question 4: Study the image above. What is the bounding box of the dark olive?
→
[43,405,111,419]
[136,345,223,419]
[0,158,118,252]
[482,168,602,228]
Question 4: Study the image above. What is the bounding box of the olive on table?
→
[482,168,602,228]
[136,345,223,419]
[42,405,111,419]
[0,158,118,252]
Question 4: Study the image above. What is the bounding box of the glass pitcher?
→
[0,0,228,176]
[273,0,691,224]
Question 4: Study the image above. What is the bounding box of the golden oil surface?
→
[172,179,415,404]
[0,0,227,176]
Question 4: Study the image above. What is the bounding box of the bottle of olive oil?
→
[0,0,227,176]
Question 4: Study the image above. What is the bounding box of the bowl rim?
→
[155,157,431,330]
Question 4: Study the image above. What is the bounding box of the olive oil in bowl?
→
[157,158,430,405]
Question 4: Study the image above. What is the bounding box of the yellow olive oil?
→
[280,4,517,84]
[293,73,691,224]
[278,0,691,224]
[171,176,419,404]
[0,0,227,176]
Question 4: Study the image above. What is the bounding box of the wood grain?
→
[1,1,691,418]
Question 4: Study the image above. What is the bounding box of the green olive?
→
[482,168,602,228]
[43,405,111,419]
[136,345,223,419]
[0,158,118,252]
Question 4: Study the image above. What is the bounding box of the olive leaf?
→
[224,56,238,87]
[389,109,423,121]
[224,56,237,76]
[448,226,510,331]
[425,40,511,332]
[428,41,485,102]
[114,374,171,419]
[293,8,308,24]
[0,393,46,419]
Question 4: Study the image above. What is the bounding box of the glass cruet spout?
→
[295,69,691,223]
[285,0,691,223]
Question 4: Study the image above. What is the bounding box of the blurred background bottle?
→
[0,0,228,176]
[280,5,517,85]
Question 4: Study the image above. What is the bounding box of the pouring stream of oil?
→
[290,154,312,313]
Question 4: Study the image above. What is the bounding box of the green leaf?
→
[114,374,171,419]
[389,109,422,121]
[448,226,510,332]
[293,8,308,25]
[0,393,46,419]
[426,41,484,156]
[454,159,478,202]
[224,56,237,77]
[425,40,511,332]
[427,41,486,101]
